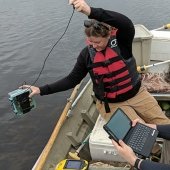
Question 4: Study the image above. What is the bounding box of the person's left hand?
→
[132,118,156,129]
[69,0,91,16]
[111,139,137,166]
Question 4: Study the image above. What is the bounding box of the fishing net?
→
[141,71,170,93]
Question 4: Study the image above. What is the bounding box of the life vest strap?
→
[91,57,120,68]
[104,98,111,113]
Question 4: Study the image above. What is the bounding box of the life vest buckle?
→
[104,59,111,66]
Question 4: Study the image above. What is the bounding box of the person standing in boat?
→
[111,119,170,170]
[21,0,170,164]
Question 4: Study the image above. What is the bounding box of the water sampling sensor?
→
[8,88,36,115]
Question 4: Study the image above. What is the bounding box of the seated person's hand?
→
[132,118,156,129]
[111,139,137,166]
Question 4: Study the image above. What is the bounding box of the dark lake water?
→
[0,0,170,169]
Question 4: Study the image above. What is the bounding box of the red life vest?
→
[87,35,140,112]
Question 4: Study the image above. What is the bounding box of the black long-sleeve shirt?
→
[139,124,170,170]
[39,7,139,96]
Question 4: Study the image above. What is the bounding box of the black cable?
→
[29,7,75,87]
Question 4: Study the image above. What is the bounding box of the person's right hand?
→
[19,85,40,98]
[111,139,137,166]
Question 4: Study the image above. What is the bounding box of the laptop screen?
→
[106,109,131,140]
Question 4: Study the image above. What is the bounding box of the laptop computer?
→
[103,108,159,157]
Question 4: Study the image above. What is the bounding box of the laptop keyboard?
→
[127,123,151,152]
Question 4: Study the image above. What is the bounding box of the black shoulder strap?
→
[108,36,121,56]
[88,46,96,62]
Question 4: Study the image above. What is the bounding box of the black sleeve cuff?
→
[39,85,49,96]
